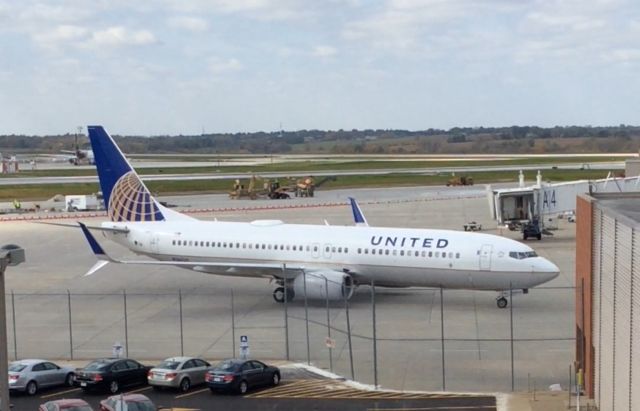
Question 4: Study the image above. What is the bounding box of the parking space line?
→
[125,386,152,394]
[175,388,209,399]
[365,407,495,411]
[40,388,82,399]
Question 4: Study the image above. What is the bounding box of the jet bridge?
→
[488,172,640,226]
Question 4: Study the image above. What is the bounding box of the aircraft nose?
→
[537,258,560,281]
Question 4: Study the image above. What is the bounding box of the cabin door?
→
[479,244,492,270]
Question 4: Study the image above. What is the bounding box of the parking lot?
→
[10,365,497,411]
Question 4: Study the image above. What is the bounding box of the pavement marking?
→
[39,387,82,399]
[245,379,477,400]
[125,386,153,394]
[175,388,209,399]
[370,408,493,411]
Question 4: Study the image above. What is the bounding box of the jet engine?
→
[292,270,355,301]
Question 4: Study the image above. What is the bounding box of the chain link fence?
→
[5,281,577,392]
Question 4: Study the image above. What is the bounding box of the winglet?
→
[78,222,112,275]
[348,197,369,227]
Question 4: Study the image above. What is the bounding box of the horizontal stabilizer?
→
[38,221,129,234]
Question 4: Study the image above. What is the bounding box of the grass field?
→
[0,169,616,201]
[0,155,627,178]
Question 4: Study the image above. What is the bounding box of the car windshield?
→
[213,360,239,372]
[157,360,180,370]
[84,361,109,371]
[9,363,26,372]
[126,401,156,411]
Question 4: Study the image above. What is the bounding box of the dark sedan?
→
[205,359,280,395]
[74,358,151,394]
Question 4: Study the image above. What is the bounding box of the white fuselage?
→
[101,219,559,291]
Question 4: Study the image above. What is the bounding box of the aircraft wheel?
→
[497,297,508,309]
[273,287,285,303]
[273,287,295,303]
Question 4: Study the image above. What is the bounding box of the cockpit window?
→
[509,251,538,259]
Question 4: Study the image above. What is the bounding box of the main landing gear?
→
[273,286,294,303]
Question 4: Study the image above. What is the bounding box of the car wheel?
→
[109,380,119,394]
[272,372,280,386]
[65,373,75,387]
[26,381,38,396]
[180,378,191,392]
[238,380,248,395]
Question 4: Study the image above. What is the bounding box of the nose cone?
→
[536,258,560,283]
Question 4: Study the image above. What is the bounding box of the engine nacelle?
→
[292,270,355,301]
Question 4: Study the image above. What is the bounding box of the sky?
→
[0,0,639,135]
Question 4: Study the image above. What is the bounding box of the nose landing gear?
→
[496,297,509,309]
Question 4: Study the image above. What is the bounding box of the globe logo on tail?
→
[107,172,164,222]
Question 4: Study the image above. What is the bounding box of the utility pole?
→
[1,245,26,411]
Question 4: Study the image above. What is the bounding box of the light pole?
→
[1,244,25,411]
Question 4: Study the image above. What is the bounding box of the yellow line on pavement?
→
[175,388,209,399]
[365,406,495,411]
[125,386,152,394]
[40,387,82,399]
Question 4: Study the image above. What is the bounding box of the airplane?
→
[65,126,560,308]
[60,132,95,165]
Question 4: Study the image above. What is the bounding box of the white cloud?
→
[312,45,337,58]
[209,57,243,74]
[602,48,640,63]
[163,0,307,21]
[32,24,87,50]
[168,16,209,32]
[88,26,157,48]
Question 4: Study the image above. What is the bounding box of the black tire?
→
[65,373,75,387]
[273,287,285,303]
[272,372,280,386]
[109,380,119,394]
[497,298,508,309]
[238,380,248,395]
[179,378,191,392]
[26,380,37,396]
[537,234,542,240]
[523,234,528,240]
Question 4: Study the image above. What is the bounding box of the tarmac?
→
[1,186,579,409]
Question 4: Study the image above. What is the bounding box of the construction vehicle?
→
[295,176,337,197]
[229,177,259,200]
[446,176,474,186]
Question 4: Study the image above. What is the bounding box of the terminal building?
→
[575,192,640,411]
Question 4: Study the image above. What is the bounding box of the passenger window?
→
[415,251,419,257]
[345,248,348,253]
[357,248,362,254]
[332,247,336,253]
[442,253,447,259]
[326,246,330,252]
[237,243,240,248]
[44,362,58,370]
[385,250,389,255]
[400,250,404,256]
[172,240,176,245]
[293,246,296,251]
[206,242,210,247]
[421,251,426,257]
[126,360,140,370]
[456,252,460,259]
[338,247,342,253]
[393,250,397,256]
[182,360,195,369]
[364,249,369,254]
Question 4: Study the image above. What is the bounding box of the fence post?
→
[510,283,514,392]
[371,281,378,388]
[123,290,129,357]
[67,290,73,360]
[440,287,446,391]
[345,290,355,381]
[325,277,333,373]
[179,289,184,356]
[303,272,310,365]
[231,289,236,358]
[11,290,17,360]
[283,264,289,361]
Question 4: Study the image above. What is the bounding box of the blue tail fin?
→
[88,125,165,222]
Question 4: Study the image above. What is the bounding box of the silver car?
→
[9,359,75,395]
[147,357,210,392]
